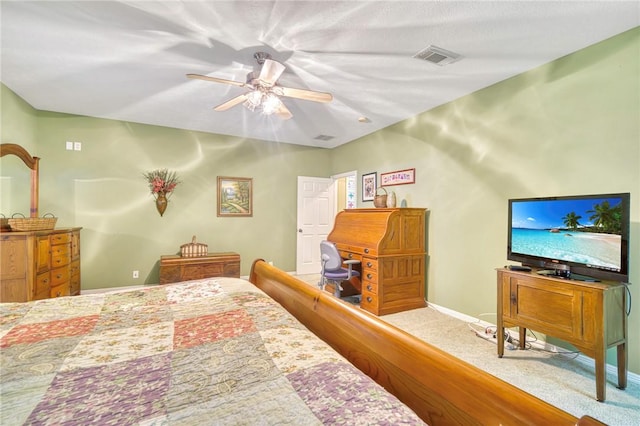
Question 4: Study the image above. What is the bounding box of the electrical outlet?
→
[65,141,74,150]
[133,270,139,279]
[73,141,82,151]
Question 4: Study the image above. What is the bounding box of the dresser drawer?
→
[50,283,70,298]
[70,259,80,276]
[51,253,71,269]
[50,233,71,245]
[70,273,81,296]
[35,272,51,299]
[51,267,70,287]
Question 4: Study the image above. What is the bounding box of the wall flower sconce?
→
[143,169,180,216]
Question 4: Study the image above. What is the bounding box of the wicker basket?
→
[8,213,57,231]
[180,235,208,258]
[373,187,388,208]
[0,215,9,231]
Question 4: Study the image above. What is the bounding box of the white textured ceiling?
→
[1,1,638,148]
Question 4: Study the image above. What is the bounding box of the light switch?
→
[74,142,82,151]
[66,141,74,150]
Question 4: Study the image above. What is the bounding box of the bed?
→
[248,259,605,426]
[0,275,424,425]
[1,259,604,425]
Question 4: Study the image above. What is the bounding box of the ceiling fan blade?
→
[280,86,333,103]
[275,103,293,120]
[214,94,248,111]
[258,59,286,86]
[187,73,246,88]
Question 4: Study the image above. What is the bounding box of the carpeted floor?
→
[299,274,640,426]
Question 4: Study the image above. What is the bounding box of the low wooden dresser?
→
[1,228,81,302]
[497,268,627,402]
[159,252,240,284]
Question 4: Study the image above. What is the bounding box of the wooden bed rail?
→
[249,259,605,426]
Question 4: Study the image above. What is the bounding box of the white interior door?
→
[296,176,334,275]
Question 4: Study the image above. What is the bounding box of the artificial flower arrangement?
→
[143,169,180,216]
[143,169,180,199]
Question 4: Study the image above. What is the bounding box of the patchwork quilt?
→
[0,278,426,425]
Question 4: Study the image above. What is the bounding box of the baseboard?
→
[428,302,640,387]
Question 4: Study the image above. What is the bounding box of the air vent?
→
[314,134,335,141]
[413,45,461,66]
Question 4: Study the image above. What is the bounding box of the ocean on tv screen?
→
[511,228,621,270]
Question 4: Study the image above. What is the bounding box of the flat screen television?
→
[507,193,630,282]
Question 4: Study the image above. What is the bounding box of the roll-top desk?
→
[327,208,427,315]
[1,228,82,302]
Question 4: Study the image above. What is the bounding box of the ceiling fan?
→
[187,52,333,120]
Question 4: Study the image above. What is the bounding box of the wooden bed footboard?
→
[249,260,605,426]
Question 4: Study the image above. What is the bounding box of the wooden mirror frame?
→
[0,143,40,217]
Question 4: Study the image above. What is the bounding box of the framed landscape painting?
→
[217,176,253,217]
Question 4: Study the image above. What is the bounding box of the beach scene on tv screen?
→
[511,197,623,270]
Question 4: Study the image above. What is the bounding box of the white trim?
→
[428,302,640,387]
[81,285,155,294]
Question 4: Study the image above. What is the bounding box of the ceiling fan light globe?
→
[262,93,283,115]
[246,90,263,107]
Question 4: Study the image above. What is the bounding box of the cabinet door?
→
[0,234,29,302]
[509,276,583,342]
[71,231,81,260]
[36,235,50,273]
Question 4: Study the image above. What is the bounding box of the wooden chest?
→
[159,252,240,284]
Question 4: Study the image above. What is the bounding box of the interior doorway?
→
[295,171,356,275]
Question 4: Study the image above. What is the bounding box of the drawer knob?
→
[366,285,373,291]
[366,297,372,303]
[367,273,372,279]
[364,248,369,254]
[367,262,372,268]
[348,253,353,258]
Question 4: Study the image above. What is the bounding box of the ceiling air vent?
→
[413,45,461,66]
[314,134,335,141]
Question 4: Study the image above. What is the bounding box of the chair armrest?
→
[344,259,360,265]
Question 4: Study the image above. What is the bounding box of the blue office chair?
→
[320,240,360,298]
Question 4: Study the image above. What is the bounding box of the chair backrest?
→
[320,240,343,271]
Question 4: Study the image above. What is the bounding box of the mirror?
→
[0,144,39,218]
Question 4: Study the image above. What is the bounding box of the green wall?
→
[331,27,639,375]
[1,94,331,286]
[1,28,638,375]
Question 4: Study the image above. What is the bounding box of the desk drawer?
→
[362,269,378,285]
[335,244,379,257]
[361,290,379,312]
[362,258,378,271]
[363,281,378,294]
[339,250,362,262]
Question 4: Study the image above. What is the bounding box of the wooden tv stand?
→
[497,268,627,402]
